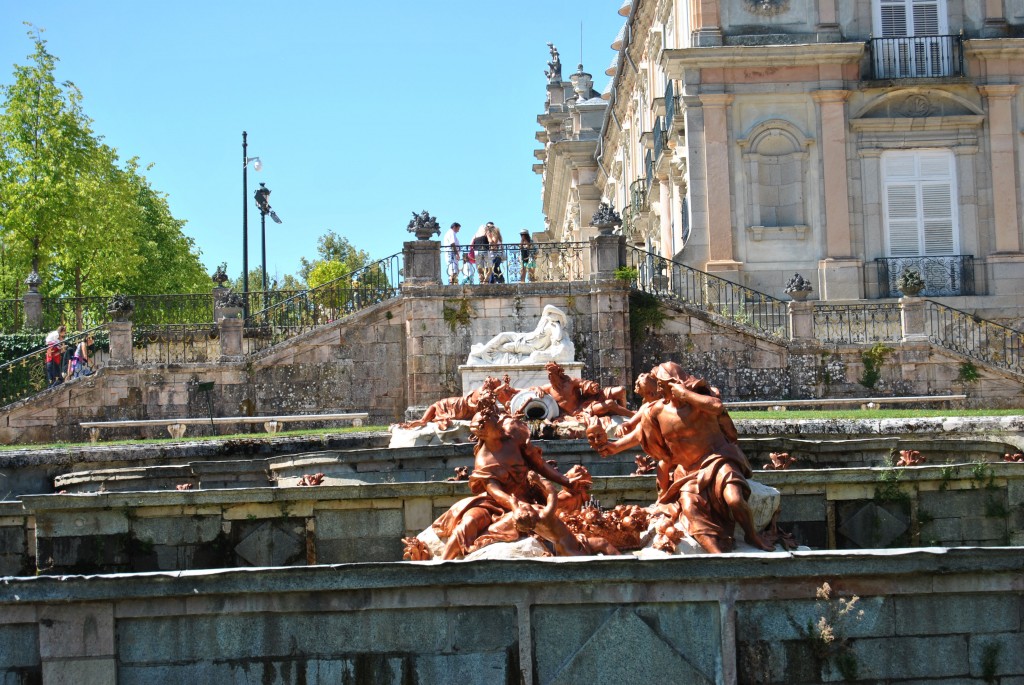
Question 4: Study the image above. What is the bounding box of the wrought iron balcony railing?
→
[625,246,788,339]
[653,116,666,162]
[644,150,654,192]
[629,179,650,214]
[813,303,902,345]
[868,35,964,80]
[664,80,676,131]
[444,242,586,285]
[875,255,975,298]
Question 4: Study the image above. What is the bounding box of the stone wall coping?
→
[1,546,1020,605]
[2,415,1020,470]
[15,462,1022,513]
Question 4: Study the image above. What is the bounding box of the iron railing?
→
[813,303,902,344]
[876,255,975,298]
[626,246,788,339]
[926,301,1024,375]
[644,150,654,192]
[0,325,107,407]
[653,116,666,162]
[664,80,676,131]
[450,242,587,285]
[41,296,110,331]
[630,179,649,214]
[133,324,220,364]
[0,299,22,334]
[244,253,404,354]
[868,35,964,80]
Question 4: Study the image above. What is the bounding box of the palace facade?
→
[535,0,1024,314]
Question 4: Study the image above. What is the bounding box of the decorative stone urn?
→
[896,268,925,297]
[106,295,135,322]
[784,273,813,301]
[589,202,623,236]
[407,210,440,241]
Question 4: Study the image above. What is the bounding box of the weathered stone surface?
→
[41,658,116,685]
[118,607,513,663]
[533,603,721,685]
[895,594,1020,635]
[0,624,39,668]
[737,596,894,642]
[38,603,114,658]
[847,635,969,680]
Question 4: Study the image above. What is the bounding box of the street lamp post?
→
[253,182,283,296]
[241,131,262,320]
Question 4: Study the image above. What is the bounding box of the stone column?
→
[403,294,446,408]
[815,0,841,40]
[788,301,814,342]
[813,90,862,300]
[980,85,1020,254]
[107,321,133,365]
[589,234,626,282]
[219,317,243,360]
[23,268,43,331]
[693,0,723,46]
[38,603,116,684]
[982,0,1008,36]
[591,280,632,391]
[699,93,741,279]
[900,296,928,342]
[658,175,674,259]
[401,240,441,288]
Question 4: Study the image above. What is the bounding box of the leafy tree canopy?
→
[0,26,208,300]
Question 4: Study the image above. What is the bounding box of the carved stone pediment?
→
[853,89,983,120]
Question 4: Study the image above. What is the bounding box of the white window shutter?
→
[882,149,958,257]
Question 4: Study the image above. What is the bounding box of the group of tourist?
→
[44,325,95,387]
[441,221,538,286]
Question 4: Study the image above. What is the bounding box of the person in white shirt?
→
[441,222,461,284]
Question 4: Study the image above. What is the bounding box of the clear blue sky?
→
[0,1,623,282]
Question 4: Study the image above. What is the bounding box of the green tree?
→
[0,27,209,311]
[298,231,370,286]
[0,26,93,293]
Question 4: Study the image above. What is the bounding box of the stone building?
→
[535,0,1024,314]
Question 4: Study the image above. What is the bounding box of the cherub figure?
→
[431,398,586,559]
[591,362,773,554]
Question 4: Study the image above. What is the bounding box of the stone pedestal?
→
[219,317,243,359]
[459,362,584,396]
[788,301,813,342]
[900,296,927,341]
[107,321,133,365]
[23,290,42,330]
[401,240,441,287]
[589,234,626,280]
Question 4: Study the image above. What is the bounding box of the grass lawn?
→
[729,408,1023,420]
[1,408,1022,451]
[0,424,391,452]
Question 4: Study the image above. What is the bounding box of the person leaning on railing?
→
[486,224,505,283]
[68,334,95,379]
[442,221,461,285]
[519,229,537,283]
[44,325,67,387]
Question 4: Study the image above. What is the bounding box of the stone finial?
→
[211,263,229,286]
[571,64,593,100]
[24,268,42,293]
[407,210,440,241]
[545,42,562,82]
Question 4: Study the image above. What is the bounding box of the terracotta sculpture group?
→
[402,359,777,560]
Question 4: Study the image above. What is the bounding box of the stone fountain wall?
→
[1,548,1021,684]
[3,460,1022,577]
